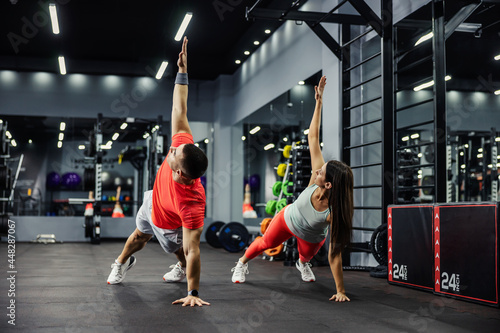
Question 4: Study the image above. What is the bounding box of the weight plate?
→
[276,198,287,213]
[205,221,225,248]
[277,164,287,177]
[370,224,388,266]
[219,222,249,253]
[272,181,283,197]
[264,242,284,257]
[265,200,277,215]
[0,215,9,236]
[282,180,294,196]
[283,145,292,159]
[260,218,272,235]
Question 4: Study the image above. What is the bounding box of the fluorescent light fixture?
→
[78,145,85,150]
[204,138,209,144]
[496,137,500,142]
[413,75,451,91]
[143,132,150,139]
[0,119,3,123]
[303,129,309,135]
[460,151,464,156]
[477,153,483,158]
[418,170,423,174]
[235,60,241,64]
[264,143,275,151]
[410,133,420,139]
[283,137,288,142]
[106,140,112,146]
[49,3,60,35]
[120,122,128,130]
[253,41,260,45]
[57,141,62,148]
[495,90,500,95]
[298,81,305,85]
[402,136,409,142]
[58,133,64,141]
[417,174,422,179]
[320,142,324,147]
[101,144,112,150]
[5,131,12,139]
[112,133,119,141]
[478,148,483,153]
[265,29,271,34]
[461,164,466,169]
[194,143,199,147]
[242,136,246,141]
[464,144,469,148]
[249,126,261,135]
[155,61,168,80]
[488,164,493,168]
[174,12,193,41]
[495,54,500,61]
[418,153,423,157]
[244,51,250,55]
[415,32,433,46]
[28,139,32,144]
[11,139,17,147]
[58,56,66,75]
[59,122,66,131]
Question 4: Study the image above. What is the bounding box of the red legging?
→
[244,207,326,263]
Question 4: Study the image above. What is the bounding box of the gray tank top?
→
[284,184,331,243]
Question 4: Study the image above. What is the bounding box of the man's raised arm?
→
[172,37,192,136]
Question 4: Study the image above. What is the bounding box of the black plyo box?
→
[434,202,499,307]
[388,205,434,292]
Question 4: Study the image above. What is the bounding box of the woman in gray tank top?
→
[231,76,354,302]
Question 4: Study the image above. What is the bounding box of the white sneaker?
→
[163,262,186,282]
[231,261,249,283]
[296,260,315,282]
[107,256,136,284]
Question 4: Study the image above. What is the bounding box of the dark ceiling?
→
[0,0,289,80]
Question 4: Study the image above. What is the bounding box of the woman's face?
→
[314,162,331,189]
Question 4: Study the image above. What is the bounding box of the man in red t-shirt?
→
[107,37,210,307]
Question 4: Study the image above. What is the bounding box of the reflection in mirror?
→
[1,115,170,217]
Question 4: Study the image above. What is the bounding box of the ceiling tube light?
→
[264,143,275,151]
[283,137,288,142]
[78,145,85,150]
[58,133,64,141]
[204,138,209,144]
[413,75,451,91]
[174,12,193,41]
[494,54,500,61]
[5,131,12,139]
[494,90,500,95]
[235,60,241,64]
[60,122,66,131]
[120,122,128,130]
[112,133,119,140]
[298,81,305,85]
[415,32,433,46]
[58,56,66,75]
[11,139,17,147]
[49,3,60,35]
[249,126,261,135]
[253,41,260,45]
[155,61,168,80]
[28,139,33,144]
[402,136,410,142]
[410,133,420,139]
[303,129,309,135]
[265,29,271,34]
[57,141,63,148]
[244,51,250,55]
[241,136,246,141]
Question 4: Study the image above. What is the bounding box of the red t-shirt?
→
[151,133,206,230]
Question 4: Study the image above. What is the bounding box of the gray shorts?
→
[136,191,183,254]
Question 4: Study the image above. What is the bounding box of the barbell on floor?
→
[205,221,250,253]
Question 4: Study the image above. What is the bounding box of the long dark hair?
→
[325,160,353,260]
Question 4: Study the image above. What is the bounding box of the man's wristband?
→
[175,72,189,85]
[188,289,199,297]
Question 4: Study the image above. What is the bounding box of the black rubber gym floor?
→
[0,241,498,333]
